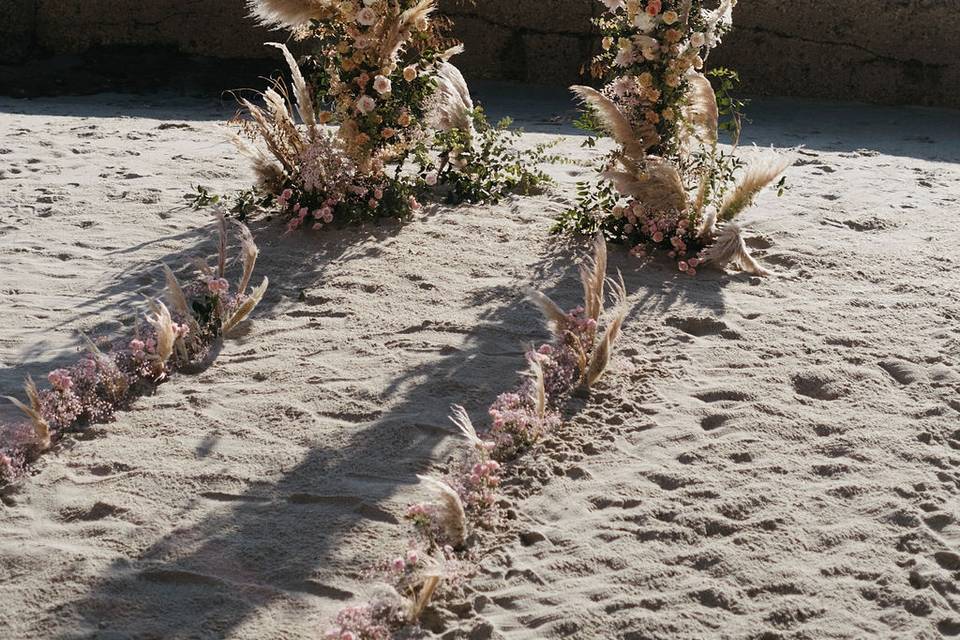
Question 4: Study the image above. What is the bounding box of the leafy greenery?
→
[420,107,557,205]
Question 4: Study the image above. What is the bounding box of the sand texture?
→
[1,87,959,639]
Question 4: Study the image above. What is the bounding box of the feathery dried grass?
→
[231,132,286,192]
[417,474,467,548]
[162,264,191,319]
[703,223,771,276]
[602,156,687,212]
[381,0,436,63]
[579,234,607,322]
[525,287,567,338]
[222,277,269,337]
[449,404,483,450]
[570,85,659,159]
[585,274,627,388]
[717,153,793,223]
[409,573,442,622]
[235,223,260,295]
[682,72,718,150]
[146,300,177,365]
[248,0,337,28]
[266,42,316,129]
[215,211,229,278]
[5,376,51,451]
[529,358,546,418]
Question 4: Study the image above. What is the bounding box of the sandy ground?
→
[0,85,959,639]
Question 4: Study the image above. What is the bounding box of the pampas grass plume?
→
[580,233,607,322]
[525,287,567,338]
[449,404,483,450]
[717,153,793,223]
[4,376,51,451]
[703,223,771,276]
[235,223,260,295]
[417,474,468,549]
[146,300,177,366]
[222,277,269,337]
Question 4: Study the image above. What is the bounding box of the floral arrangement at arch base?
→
[229,0,551,233]
[323,237,629,639]
[0,215,268,484]
[554,0,794,277]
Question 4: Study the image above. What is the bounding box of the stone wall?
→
[1,0,958,107]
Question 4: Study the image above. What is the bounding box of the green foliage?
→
[187,185,273,221]
[423,107,556,205]
[552,178,618,237]
[707,67,749,143]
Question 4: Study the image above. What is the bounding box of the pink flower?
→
[206,277,229,295]
[688,257,699,268]
[355,95,376,114]
[406,550,419,564]
[687,267,697,276]
[678,261,689,272]
[392,557,405,571]
[368,198,378,208]
[646,0,662,16]
[374,188,384,200]
[408,196,421,210]
[48,369,73,390]
[356,7,376,25]
[372,75,392,95]
[424,171,438,186]
[652,231,664,242]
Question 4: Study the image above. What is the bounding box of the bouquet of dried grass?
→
[556,0,794,276]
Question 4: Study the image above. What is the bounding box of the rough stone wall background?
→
[1,0,958,107]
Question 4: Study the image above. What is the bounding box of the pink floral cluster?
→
[323,603,393,640]
[1,229,261,485]
[618,202,706,274]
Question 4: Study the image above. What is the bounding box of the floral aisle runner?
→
[322,237,631,639]
[1,216,268,484]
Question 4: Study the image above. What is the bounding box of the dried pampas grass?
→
[529,357,547,418]
[570,85,659,159]
[417,474,468,548]
[449,404,484,451]
[248,0,337,28]
[525,287,568,338]
[266,42,316,129]
[381,0,436,63]
[702,223,770,276]
[4,377,51,451]
[716,153,793,224]
[601,156,687,213]
[580,234,608,322]
[409,570,443,622]
[681,72,719,150]
[146,300,177,366]
[235,223,260,295]
[222,278,270,337]
[585,274,627,389]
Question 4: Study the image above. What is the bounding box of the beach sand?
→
[0,86,958,639]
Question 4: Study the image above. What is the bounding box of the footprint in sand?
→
[665,316,742,340]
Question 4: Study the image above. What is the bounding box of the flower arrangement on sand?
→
[229,0,551,232]
[555,0,793,276]
[324,237,628,638]
[0,215,268,484]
